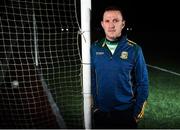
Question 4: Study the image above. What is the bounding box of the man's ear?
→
[101,21,104,29]
[122,20,125,29]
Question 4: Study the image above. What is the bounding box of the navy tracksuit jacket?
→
[91,35,149,118]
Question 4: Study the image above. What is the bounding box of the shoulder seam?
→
[127,39,136,46]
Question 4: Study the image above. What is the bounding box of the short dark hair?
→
[101,6,125,21]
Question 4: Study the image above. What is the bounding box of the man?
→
[91,6,149,128]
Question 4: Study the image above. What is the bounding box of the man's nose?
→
[109,22,115,28]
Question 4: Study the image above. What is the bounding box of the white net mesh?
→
[0,0,83,128]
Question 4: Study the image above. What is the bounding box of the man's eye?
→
[113,19,119,23]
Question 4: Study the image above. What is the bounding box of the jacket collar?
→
[98,35,127,48]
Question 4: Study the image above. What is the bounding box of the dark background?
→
[91,0,180,66]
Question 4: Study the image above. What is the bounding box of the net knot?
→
[78,30,86,43]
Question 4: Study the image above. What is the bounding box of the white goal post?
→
[0,0,92,128]
[80,0,92,129]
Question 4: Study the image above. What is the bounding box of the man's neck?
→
[106,36,122,43]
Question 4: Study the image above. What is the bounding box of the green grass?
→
[138,67,180,128]
[50,62,180,128]
[43,65,84,128]
[44,57,180,128]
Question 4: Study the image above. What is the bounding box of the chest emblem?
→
[120,51,128,59]
[96,51,104,55]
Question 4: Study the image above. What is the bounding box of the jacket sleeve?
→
[90,45,98,108]
[133,46,149,119]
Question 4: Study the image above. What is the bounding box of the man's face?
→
[101,10,125,41]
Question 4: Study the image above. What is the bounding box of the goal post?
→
[0,0,92,128]
[80,0,92,129]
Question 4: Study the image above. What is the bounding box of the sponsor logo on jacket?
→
[96,52,104,55]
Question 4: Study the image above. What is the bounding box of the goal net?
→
[0,0,84,128]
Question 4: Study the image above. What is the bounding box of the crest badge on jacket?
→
[120,51,128,59]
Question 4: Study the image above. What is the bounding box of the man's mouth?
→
[108,30,115,32]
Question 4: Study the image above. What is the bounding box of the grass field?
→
[55,55,180,128]
[138,56,180,128]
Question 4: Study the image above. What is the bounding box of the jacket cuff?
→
[133,101,147,119]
